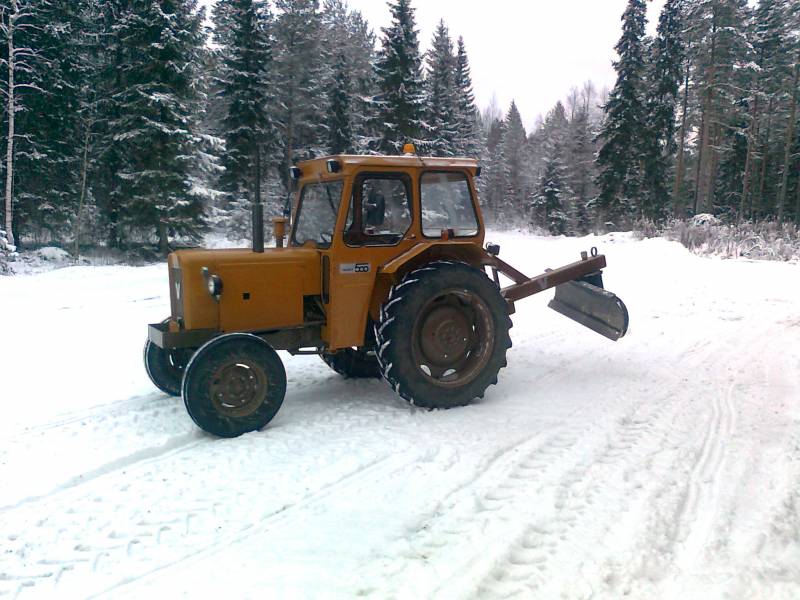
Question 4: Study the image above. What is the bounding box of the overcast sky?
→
[200,0,666,130]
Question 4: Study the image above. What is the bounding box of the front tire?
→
[321,348,381,379]
[182,334,286,438]
[143,339,190,397]
[375,261,512,408]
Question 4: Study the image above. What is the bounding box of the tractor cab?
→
[285,152,484,350]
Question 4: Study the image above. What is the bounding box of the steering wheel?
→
[319,232,332,244]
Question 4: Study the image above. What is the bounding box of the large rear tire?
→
[375,261,512,408]
[182,334,286,438]
[143,339,190,397]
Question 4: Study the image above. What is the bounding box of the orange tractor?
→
[144,150,628,437]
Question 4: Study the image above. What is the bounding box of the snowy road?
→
[2,232,799,599]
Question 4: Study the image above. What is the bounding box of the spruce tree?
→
[501,101,528,222]
[425,20,458,157]
[273,0,326,184]
[321,0,377,152]
[642,0,685,220]
[213,0,276,207]
[595,0,648,226]
[479,116,506,222]
[533,143,569,235]
[454,37,481,158]
[687,0,750,215]
[374,0,426,153]
[327,51,354,153]
[566,100,596,233]
[12,0,89,244]
[98,0,207,252]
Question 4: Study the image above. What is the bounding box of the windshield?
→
[293,181,344,247]
[420,172,479,237]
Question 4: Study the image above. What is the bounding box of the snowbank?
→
[0,228,16,275]
[637,219,800,262]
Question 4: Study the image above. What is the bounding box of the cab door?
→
[323,169,419,350]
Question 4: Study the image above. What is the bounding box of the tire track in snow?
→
[362,379,684,599]
[469,387,684,599]
[91,451,420,599]
[673,380,736,566]
[599,324,767,598]
[0,432,204,513]
[355,421,596,598]
[2,393,168,441]
[0,431,418,600]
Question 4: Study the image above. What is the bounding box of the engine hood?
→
[168,247,321,332]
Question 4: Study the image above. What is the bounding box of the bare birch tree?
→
[0,0,45,247]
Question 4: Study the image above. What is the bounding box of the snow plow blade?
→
[548,280,629,341]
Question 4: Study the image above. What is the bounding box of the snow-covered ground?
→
[1,232,799,599]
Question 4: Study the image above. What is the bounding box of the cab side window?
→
[420,171,479,237]
[345,175,412,246]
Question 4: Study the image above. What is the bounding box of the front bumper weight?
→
[148,321,217,349]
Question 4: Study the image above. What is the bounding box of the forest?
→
[0,0,798,261]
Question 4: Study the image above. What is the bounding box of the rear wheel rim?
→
[210,360,268,417]
[411,288,495,388]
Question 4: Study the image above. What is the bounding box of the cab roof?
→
[296,154,480,175]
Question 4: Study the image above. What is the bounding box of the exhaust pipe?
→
[272,217,287,248]
[252,202,264,253]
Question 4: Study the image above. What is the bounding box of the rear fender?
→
[369,242,489,319]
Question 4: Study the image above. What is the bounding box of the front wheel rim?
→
[209,360,268,417]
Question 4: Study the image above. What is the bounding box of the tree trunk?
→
[693,100,707,215]
[755,96,775,219]
[777,59,799,223]
[158,220,169,255]
[795,169,800,224]
[4,0,16,246]
[695,13,718,215]
[740,94,760,221]
[673,54,691,218]
[73,123,92,257]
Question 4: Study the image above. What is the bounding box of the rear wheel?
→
[375,261,512,408]
[321,348,381,379]
[182,334,286,438]
[143,339,190,397]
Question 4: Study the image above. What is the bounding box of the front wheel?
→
[143,339,190,397]
[182,334,286,438]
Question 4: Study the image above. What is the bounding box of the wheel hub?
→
[411,289,495,387]
[210,361,268,417]
[420,305,473,366]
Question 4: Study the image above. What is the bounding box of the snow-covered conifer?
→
[373,0,426,153]
[454,37,481,158]
[273,0,327,182]
[595,0,648,226]
[642,0,685,220]
[214,0,276,206]
[533,144,570,235]
[501,101,528,222]
[424,20,458,157]
[321,0,377,153]
[327,52,354,154]
[96,0,207,252]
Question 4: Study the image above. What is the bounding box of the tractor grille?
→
[169,265,184,324]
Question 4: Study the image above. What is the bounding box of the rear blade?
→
[548,281,629,341]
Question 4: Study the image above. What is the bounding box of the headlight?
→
[201,267,223,300]
[207,274,223,297]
